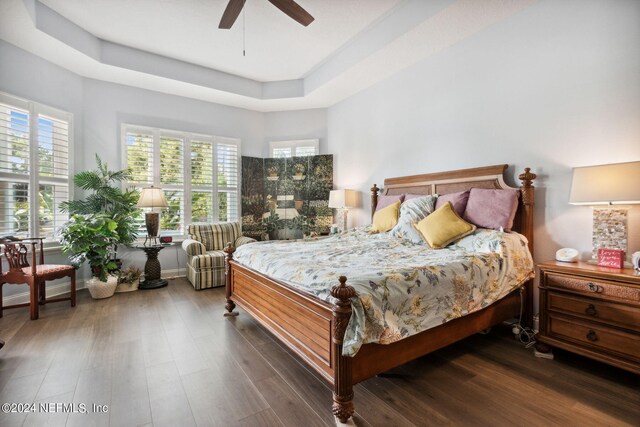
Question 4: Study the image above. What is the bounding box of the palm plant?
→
[58,213,119,282]
[60,155,141,254]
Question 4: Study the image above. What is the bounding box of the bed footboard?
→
[330,276,356,423]
[224,244,357,423]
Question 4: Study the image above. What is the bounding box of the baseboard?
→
[2,268,187,306]
[2,279,86,307]
[161,268,187,279]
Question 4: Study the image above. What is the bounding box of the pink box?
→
[597,248,625,268]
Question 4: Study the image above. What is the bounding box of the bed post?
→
[331,276,356,423]
[223,243,238,317]
[518,167,536,327]
[370,184,379,221]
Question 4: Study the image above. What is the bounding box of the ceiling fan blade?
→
[219,0,245,29]
[267,0,315,26]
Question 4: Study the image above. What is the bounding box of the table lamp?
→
[137,186,169,246]
[569,161,640,262]
[328,189,358,232]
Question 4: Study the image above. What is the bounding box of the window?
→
[270,139,319,158]
[122,124,240,235]
[0,92,72,240]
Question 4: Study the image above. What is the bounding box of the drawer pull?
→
[585,304,597,316]
[586,330,598,342]
[586,282,600,293]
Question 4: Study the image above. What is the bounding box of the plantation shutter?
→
[37,114,70,238]
[0,102,30,236]
[270,140,318,158]
[272,147,292,158]
[216,137,239,222]
[191,138,214,223]
[159,134,185,234]
[295,146,317,157]
[0,94,71,239]
[125,129,154,234]
[122,124,241,234]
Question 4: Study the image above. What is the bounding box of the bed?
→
[223,164,537,423]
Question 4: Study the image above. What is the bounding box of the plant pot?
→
[115,281,139,293]
[85,275,118,299]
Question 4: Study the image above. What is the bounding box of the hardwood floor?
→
[0,278,638,427]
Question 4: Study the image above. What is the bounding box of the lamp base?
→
[145,212,160,246]
[336,208,348,232]
[139,278,168,289]
[591,207,628,261]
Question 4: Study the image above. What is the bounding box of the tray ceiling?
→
[0,0,537,111]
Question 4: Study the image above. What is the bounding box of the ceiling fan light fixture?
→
[218,0,314,29]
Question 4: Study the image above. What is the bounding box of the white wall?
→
[81,79,266,276]
[0,39,328,300]
[0,40,86,298]
[2,0,639,307]
[328,0,640,269]
[263,109,328,156]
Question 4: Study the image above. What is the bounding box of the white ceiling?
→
[40,0,400,82]
[0,0,538,111]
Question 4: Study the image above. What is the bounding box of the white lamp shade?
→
[137,186,169,208]
[569,161,640,205]
[328,189,358,209]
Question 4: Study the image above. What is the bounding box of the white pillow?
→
[390,195,437,244]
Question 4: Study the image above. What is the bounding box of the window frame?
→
[269,139,319,158]
[120,124,241,237]
[0,91,73,242]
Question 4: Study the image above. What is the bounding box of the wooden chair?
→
[0,237,76,320]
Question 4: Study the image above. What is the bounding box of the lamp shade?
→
[137,186,169,208]
[328,189,358,209]
[569,161,640,205]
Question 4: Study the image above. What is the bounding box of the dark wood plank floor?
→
[0,278,638,427]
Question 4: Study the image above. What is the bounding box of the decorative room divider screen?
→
[241,155,333,241]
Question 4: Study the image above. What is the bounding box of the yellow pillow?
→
[413,201,476,248]
[371,201,401,233]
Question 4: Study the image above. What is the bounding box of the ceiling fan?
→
[218,0,315,29]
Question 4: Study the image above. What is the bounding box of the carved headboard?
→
[370,164,536,254]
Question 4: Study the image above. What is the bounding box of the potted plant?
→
[267,166,279,181]
[58,213,120,299]
[266,194,277,210]
[292,163,306,180]
[60,155,140,270]
[263,209,281,240]
[116,265,142,293]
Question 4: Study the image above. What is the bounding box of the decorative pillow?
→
[390,195,437,244]
[375,194,404,212]
[404,193,429,201]
[463,188,519,231]
[413,202,476,248]
[435,190,470,217]
[371,201,401,233]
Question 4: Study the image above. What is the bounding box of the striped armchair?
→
[182,222,256,290]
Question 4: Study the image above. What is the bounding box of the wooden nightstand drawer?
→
[546,273,640,302]
[537,262,640,373]
[548,315,640,361]
[548,292,640,332]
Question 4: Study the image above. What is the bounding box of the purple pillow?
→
[376,194,404,211]
[462,188,520,231]
[435,190,470,217]
[405,193,429,201]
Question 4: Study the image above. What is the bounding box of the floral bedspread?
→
[233,228,534,356]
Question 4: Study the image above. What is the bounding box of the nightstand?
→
[536,261,640,374]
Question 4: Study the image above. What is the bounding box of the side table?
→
[137,244,172,290]
[536,261,640,374]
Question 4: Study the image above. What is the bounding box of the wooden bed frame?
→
[223,164,536,423]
